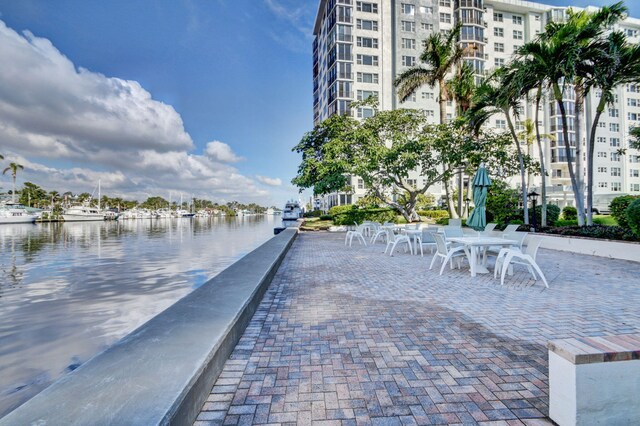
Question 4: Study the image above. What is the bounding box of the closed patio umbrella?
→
[466,163,492,231]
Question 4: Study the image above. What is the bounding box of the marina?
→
[0,215,278,417]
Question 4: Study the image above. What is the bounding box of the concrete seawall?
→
[0,227,298,426]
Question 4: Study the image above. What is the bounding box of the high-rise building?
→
[312,0,640,213]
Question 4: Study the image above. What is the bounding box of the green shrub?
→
[320,214,333,221]
[303,210,323,218]
[626,198,640,237]
[554,217,609,227]
[417,209,449,220]
[542,225,638,241]
[562,206,577,220]
[435,217,467,226]
[486,180,521,225]
[332,207,397,226]
[524,204,560,227]
[328,205,355,217]
[610,195,638,229]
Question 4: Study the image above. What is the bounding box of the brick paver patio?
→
[195,232,640,425]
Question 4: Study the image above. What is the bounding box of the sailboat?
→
[62,181,106,222]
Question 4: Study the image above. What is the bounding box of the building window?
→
[631,169,639,177]
[421,22,434,30]
[611,167,621,177]
[402,56,416,66]
[631,183,640,192]
[420,6,434,14]
[553,169,563,177]
[597,152,607,158]
[402,3,415,15]
[494,58,505,67]
[357,108,375,118]
[494,12,503,22]
[357,72,379,83]
[627,98,637,107]
[357,54,379,66]
[496,119,506,129]
[609,108,619,117]
[627,84,638,92]
[534,14,541,21]
[357,2,378,13]
[439,0,451,7]
[610,137,620,147]
[357,19,378,31]
[513,30,523,40]
[598,122,606,128]
[357,90,379,101]
[598,182,608,188]
[494,42,504,52]
[597,167,607,173]
[630,155,640,163]
[612,152,621,161]
[401,21,416,32]
[629,112,639,121]
[424,110,435,117]
[401,38,416,49]
[597,137,606,143]
[612,182,622,191]
[610,123,620,132]
[357,37,379,48]
[494,27,504,37]
[440,13,451,23]
[513,15,523,25]
[422,92,434,99]
[357,178,364,189]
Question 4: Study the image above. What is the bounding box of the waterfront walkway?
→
[195,232,640,425]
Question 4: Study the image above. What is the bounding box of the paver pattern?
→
[196,232,640,425]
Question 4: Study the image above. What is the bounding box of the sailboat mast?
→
[98,180,101,210]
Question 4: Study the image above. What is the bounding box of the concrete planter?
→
[533,233,640,262]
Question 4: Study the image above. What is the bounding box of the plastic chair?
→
[345,224,368,247]
[383,229,413,256]
[494,236,549,287]
[429,233,468,275]
[448,218,462,227]
[479,223,497,236]
[503,224,521,234]
[419,229,437,255]
[483,231,528,263]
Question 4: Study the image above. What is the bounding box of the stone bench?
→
[548,334,640,425]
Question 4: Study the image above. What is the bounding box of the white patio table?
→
[402,229,423,255]
[447,236,518,277]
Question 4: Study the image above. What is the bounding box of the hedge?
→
[417,209,449,220]
[303,210,323,218]
[562,206,577,220]
[626,198,640,237]
[610,195,638,229]
[541,224,638,241]
[331,206,397,225]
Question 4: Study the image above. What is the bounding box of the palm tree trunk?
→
[438,79,457,218]
[534,87,548,227]
[553,83,583,226]
[574,85,586,225]
[587,97,607,226]
[11,174,16,203]
[505,112,529,225]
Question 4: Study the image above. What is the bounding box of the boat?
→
[0,202,39,224]
[282,200,302,221]
[176,209,195,218]
[62,205,105,222]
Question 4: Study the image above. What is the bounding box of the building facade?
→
[312,0,640,212]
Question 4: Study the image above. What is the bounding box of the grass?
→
[554,215,618,227]
[300,218,334,231]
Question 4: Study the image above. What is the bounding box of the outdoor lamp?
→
[464,196,471,212]
[527,191,539,204]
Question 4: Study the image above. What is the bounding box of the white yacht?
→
[176,209,195,218]
[282,201,302,221]
[62,205,105,222]
[0,202,39,224]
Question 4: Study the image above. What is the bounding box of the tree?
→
[394,23,465,217]
[19,182,46,207]
[586,29,640,224]
[466,65,531,224]
[631,126,640,150]
[3,162,24,203]
[293,105,521,222]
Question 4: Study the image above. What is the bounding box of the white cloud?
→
[205,141,244,163]
[0,20,275,204]
[256,175,282,186]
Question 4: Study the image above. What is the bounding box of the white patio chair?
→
[383,229,413,256]
[419,229,437,256]
[443,226,464,239]
[483,231,528,263]
[479,223,497,236]
[503,224,521,234]
[345,224,368,247]
[430,233,468,275]
[494,236,549,287]
[370,222,390,244]
[448,218,462,227]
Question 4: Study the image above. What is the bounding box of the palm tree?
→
[631,126,640,150]
[586,29,640,224]
[3,162,24,203]
[466,65,530,224]
[49,191,60,209]
[394,23,465,217]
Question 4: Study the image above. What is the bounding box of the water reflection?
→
[0,216,277,417]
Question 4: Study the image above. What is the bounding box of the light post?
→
[456,163,466,218]
[528,190,539,231]
[464,196,471,218]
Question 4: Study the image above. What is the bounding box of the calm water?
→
[0,216,279,417]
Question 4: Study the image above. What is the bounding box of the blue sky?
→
[0,0,637,206]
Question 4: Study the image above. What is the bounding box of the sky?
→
[0,0,638,207]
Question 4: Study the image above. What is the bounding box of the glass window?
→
[513,15,523,25]
[357,72,379,83]
[631,183,640,192]
[357,54,379,66]
[496,119,506,129]
[357,37,378,48]
[440,13,451,24]
[612,182,622,191]
[627,98,637,107]
[609,108,619,117]
[420,6,433,14]
[494,43,504,52]
[597,167,607,173]
[612,152,621,161]
[401,38,416,49]
[631,169,640,177]
[611,167,621,177]
[439,0,451,7]
[421,22,434,30]
[610,138,620,147]
[513,30,523,40]
[356,2,378,13]
[422,92,434,99]
[357,90,379,101]
[610,123,620,132]
[494,27,504,37]
[401,3,415,15]
[357,108,375,118]
[402,56,416,66]
[357,19,378,31]
[494,12,503,22]
[494,58,505,67]
[597,152,607,158]
[401,21,416,32]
